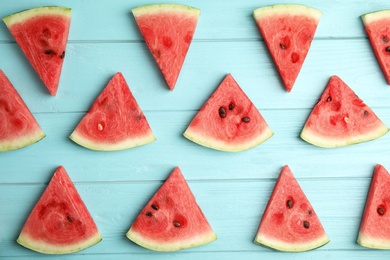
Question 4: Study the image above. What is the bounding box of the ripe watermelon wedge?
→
[0,70,45,151]
[361,10,390,85]
[254,165,329,252]
[3,6,71,96]
[132,4,200,90]
[357,164,390,249]
[17,166,102,254]
[253,4,321,92]
[301,76,388,148]
[69,72,156,151]
[126,167,217,252]
[183,74,273,152]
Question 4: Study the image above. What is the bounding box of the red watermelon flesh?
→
[361,10,390,85]
[301,76,388,148]
[183,74,273,152]
[3,6,71,96]
[254,165,329,252]
[132,4,200,90]
[253,4,321,92]
[358,164,390,249]
[0,70,45,151]
[17,166,102,254]
[126,167,216,252]
[69,72,156,151]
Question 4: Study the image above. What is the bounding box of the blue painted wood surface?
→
[1,0,390,259]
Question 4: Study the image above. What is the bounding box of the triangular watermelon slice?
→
[126,167,217,252]
[132,4,200,90]
[3,6,71,96]
[0,70,45,151]
[183,74,273,152]
[361,10,390,85]
[70,72,155,151]
[254,165,329,252]
[357,164,390,249]
[17,166,102,254]
[253,4,321,92]
[301,76,388,148]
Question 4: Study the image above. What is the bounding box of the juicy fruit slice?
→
[17,166,102,254]
[254,166,329,252]
[3,6,71,96]
[253,4,321,92]
[183,74,273,152]
[132,4,200,90]
[0,70,45,151]
[301,76,388,148]
[70,72,155,151]
[358,164,390,249]
[361,10,390,84]
[126,167,216,252]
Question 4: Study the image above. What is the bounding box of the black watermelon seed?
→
[383,37,389,43]
[146,212,153,217]
[386,46,390,53]
[229,103,235,110]
[287,199,293,208]
[173,221,181,227]
[151,204,159,210]
[60,51,66,59]
[378,207,385,215]
[67,216,73,222]
[303,221,310,228]
[308,210,313,215]
[363,110,369,117]
[280,43,286,49]
[327,97,332,102]
[241,117,250,123]
[45,50,54,55]
[219,107,226,118]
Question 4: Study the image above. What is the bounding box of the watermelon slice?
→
[0,70,45,151]
[132,4,200,90]
[301,76,388,148]
[126,167,216,252]
[254,165,329,252]
[17,166,102,254]
[361,10,390,85]
[69,72,156,151]
[3,6,71,96]
[183,74,273,152]
[253,4,321,92]
[357,164,390,249]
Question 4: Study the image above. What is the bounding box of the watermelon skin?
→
[132,4,200,90]
[126,167,216,252]
[253,4,321,92]
[361,10,390,85]
[254,166,329,252]
[3,6,71,96]
[183,74,273,152]
[17,166,102,254]
[69,72,156,151]
[357,164,390,249]
[0,70,45,151]
[301,76,388,148]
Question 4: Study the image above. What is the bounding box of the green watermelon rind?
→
[3,6,71,26]
[132,4,200,18]
[17,232,102,254]
[254,232,329,252]
[69,131,156,152]
[361,9,390,25]
[0,129,45,152]
[253,4,321,22]
[184,126,273,152]
[126,228,217,252]
[357,233,390,250]
[300,124,389,148]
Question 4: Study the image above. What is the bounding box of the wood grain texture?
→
[1,0,390,259]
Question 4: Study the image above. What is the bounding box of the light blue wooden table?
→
[1,0,390,259]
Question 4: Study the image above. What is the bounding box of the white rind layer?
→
[361,9,390,25]
[253,4,322,22]
[0,128,45,152]
[357,232,390,249]
[132,4,200,18]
